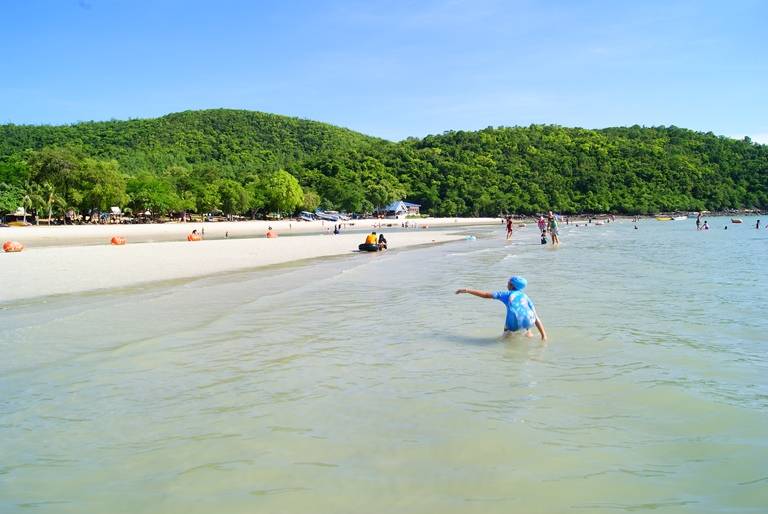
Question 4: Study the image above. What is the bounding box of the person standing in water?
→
[756,219,761,230]
[505,217,514,240]
[696,212,702,230]
[537,216,546,233]
[548,212,560,245]
[456,276,547,340]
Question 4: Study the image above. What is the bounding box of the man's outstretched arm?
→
[455,288,493,299]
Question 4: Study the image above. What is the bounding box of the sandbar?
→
[0,217,500,247]
[0,230,470,303]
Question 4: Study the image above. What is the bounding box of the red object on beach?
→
[110,236,126,245]
[266,230,278,238]
[3,241,24,253]
[187,233,203,241]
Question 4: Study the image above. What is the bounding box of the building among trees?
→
[380,200,420,218]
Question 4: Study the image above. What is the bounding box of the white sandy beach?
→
[0,228,474,303]
[0,217,501,247]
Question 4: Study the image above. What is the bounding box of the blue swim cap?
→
[508,276,527,290]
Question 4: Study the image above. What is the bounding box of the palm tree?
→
[22,182,45,225]
[41,182,65,225]
[20,193,31,224]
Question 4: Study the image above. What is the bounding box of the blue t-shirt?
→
[492,290,537,331]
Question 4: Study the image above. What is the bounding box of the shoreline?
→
[0,217,500,248]
[0,230,470,303]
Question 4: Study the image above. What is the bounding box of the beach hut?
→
[3,207,35,226]
[380,200,420,219]
[402,201,421,215]
[380,201,407,219]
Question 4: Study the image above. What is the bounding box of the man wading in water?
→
[456,276,547,340]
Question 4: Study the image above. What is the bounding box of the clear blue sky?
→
[2,0,766,141]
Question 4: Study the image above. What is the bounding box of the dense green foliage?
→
[1,109,766,219]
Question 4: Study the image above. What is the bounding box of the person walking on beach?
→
[548,212,560,245]
[455,276,547,340]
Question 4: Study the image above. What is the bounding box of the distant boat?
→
[315,210,341,221]
[656,217,673,221]
[673,216,688,221]
[731,218,743,224]
[315,210,350,222]
[299,211,315,221]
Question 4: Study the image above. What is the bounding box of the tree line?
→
[1,109,766,221]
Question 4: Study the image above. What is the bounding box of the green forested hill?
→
[1,109,766,218]
[0,109,380,175]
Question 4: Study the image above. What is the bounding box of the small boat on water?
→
[673,216,688,221]
[656,217,673,221]
[731,218,743,224]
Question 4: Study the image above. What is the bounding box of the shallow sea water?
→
[1,217,767,513]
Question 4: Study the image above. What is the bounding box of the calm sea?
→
[1,217,766,513]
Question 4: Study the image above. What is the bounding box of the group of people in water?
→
[505,211,560,246]
[696,212,765,231]
[468,211,768,341]
[695,213,709,230]
[540,212,560,245]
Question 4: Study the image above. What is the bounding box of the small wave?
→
[446,247,499,257]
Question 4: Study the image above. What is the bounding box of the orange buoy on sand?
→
[3,241,24,253]
[110,236,126,245]
[187,233,203,241]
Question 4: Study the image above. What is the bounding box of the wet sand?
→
[0,230,469,302]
